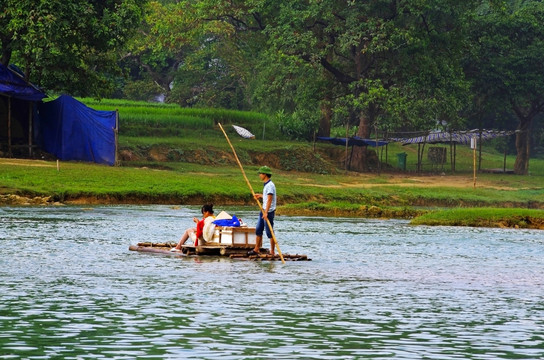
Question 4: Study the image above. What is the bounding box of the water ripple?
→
[1,205,543,359]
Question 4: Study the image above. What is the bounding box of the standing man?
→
[249,166,276,256]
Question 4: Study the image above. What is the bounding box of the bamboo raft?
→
[128,242,310,261]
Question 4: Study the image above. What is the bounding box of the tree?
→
[0,0,145,97]
[466,1,544,174]
[253,0,473,170]
[120,0,257,107]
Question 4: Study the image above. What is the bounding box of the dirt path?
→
[297,174,521,190]
[0,158,56,168]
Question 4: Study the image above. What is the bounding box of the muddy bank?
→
[2,192,543,210]
[412,215,544,230]
[0,194,63,206]
[2,194,543,230]
[278,205,426,219]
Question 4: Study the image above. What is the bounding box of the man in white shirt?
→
[250,165,276,256]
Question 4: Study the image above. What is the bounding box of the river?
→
[1,205,543,359]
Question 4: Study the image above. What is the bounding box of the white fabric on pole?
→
[232,125,255,139]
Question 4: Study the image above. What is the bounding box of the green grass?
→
[0,160,252,202]
[1,158,542,209]
[78,97,279,139]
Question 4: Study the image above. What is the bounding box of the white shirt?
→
[262,180,276,212]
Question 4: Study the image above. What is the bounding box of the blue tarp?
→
[317,136,388,147]
[0,63,46,101]
[213,215,241,227]
[36,95,117,165]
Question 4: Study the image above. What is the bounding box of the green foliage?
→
[1,0,146,97]
[273,109,319,141]
[123,80,165,102]
[249,49,327,140]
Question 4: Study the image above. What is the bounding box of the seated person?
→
[171,204,214,251]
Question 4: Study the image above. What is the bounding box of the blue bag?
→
[213,215,241,227]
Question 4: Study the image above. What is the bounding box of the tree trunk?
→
[514,116,532,175]
[349,111,372,172]
[318,100,331,137]
[1,37,12,66]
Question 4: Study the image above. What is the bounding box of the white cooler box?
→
[216,226,257,246]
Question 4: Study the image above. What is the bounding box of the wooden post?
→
[503,146,507,173]
[453,143,457,173]
[478,130,483,171]
[471,137,477,188]
[28,102,33,157]
[7,97,11,157]
[375,124,381,175]
[345,122,349,173]
[114,109,119,166]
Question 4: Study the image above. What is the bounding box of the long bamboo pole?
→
[218,123,285,264]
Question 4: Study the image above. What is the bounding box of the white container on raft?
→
[217,226,257,246]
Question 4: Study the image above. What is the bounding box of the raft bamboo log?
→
[220,247,261,256]
[218,123,285,264]
[129,243,310,261]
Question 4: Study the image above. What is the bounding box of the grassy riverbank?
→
[1,157,543,229]
[1,157,543,207]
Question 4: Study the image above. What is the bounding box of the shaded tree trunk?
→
[511,100,542,175]
[318,99,331,137]
[513,116,532,175]
[1,37,12,66]
[349,110,372,172]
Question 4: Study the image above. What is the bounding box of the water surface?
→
[1,205,543,359]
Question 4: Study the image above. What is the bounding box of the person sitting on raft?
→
[171,204,215,251]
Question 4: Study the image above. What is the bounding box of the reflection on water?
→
[1,205,543,359]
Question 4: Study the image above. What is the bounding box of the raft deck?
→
[129,242,310,261]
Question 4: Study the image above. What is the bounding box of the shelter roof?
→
[317,136,388,147]
[392,129,515,146]
[0,63,46,101]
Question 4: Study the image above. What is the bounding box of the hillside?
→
[79,98,541,177]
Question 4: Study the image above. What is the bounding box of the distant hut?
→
[0,63,46,157]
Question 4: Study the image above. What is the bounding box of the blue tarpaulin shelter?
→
[36,95,118,165]
[0,63,46,156]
